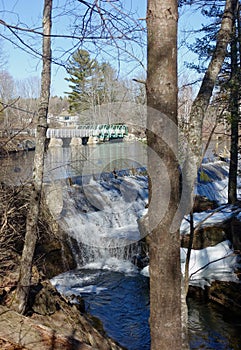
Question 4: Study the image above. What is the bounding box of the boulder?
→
[0,304,115,350]
[193,195,218,212]
[181,225,228,249]
[188,279,241,317]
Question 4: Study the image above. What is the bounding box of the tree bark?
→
[13,0,52,314]
[146,1,237,349]
[187,0,238,171]
[146,1,183,349]
[228,4,239,204]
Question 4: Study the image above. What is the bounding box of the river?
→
[51,262,241,350]
[0,140,147,185]
[1,140,241,349]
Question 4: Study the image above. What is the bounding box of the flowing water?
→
[52,262,241,350]
[188,298,241,349]
[1,141,241,349]
[51,261,151,350]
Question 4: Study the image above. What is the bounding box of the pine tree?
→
[65,49,119,115]
[65,49,99,113]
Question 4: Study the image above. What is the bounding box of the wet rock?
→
[188,279,241,317]
[34,231,76,279]
[208,280,241,315]
[1,278,125,350]
[131,253,149,269]
[30,280,85,316]
[28,282,125,349]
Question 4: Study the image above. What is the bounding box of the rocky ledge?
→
[182,195,241,315]
[0,279,124,350]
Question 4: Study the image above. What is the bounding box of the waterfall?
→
[58,174,148,267]
[45,150,235,269]
[196,161,235,204]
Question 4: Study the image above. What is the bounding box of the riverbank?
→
[0,136,35,157]
[0,183,124,349]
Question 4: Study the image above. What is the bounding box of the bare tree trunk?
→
[228,6,239,204]
[145,1,237,349]
[186,0,238,173]
[146,1,183,349]
[181,0,238,303]
[182,0,237,297]
[13,0,52,314]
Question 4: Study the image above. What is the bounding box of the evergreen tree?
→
[65,49,118,114]
[65,49,99,113]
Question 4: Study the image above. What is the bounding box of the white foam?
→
[82,257,138,275]
[71,285,107,294]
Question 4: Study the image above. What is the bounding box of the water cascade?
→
[47,158,238,270]
[57,172,149,267]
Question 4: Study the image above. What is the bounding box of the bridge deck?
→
[46,124,128,139]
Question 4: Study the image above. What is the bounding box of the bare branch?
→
[132,78,146,85]
[0,97,20,114]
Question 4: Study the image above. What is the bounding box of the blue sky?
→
[0,0,203,97]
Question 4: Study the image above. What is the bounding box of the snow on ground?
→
[141,240,240,288]
[140,161,241,286]
[180,205,241,235]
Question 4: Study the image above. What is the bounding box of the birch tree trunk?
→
[146,1,184,349]
[13,0,52,314]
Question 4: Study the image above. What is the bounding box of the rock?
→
[229,218,241,250]
[34,230,76,279]
[44,183,63,218]
[0,184,77,281]
[0,278,125,350]
[181,225,228,249]
[28,282,125,349]
[188,280,241,317]
[131,253,149,269]
[208,280,241,315]
[30,281,60,315]
[181,212,241,250]
[34,192,77,279]
[0,184,124,349]
[0,305,97,350]
[193,195,218,212]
